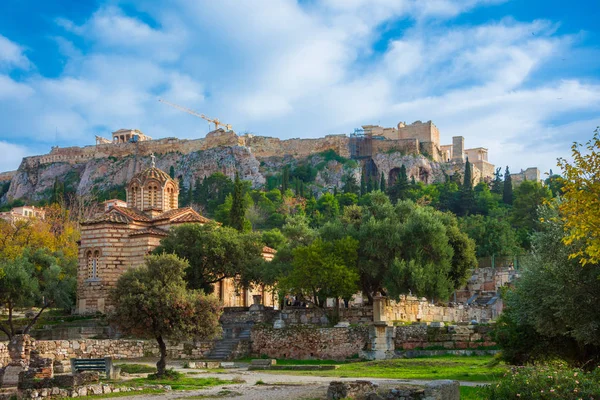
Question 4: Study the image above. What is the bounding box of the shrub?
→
[482,363,600,399]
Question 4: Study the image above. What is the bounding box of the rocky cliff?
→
[1,130,456,204]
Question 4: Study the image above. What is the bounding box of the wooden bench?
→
[70,357,113,378]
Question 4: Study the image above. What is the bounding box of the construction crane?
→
[158,99,232,131]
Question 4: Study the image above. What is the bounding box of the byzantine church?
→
[76,157,276,314]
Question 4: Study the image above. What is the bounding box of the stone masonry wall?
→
[0,339,213,368]
[383,296,493,323]
[394,324,495,351]
[251,326,369,360]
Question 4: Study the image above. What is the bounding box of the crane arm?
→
[158,98,232,131]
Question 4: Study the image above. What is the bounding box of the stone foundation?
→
[250,326,369,360]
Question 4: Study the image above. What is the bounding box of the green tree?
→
[282,237,359,307]
[229,173,246,231]
[261,228,287,249]
[510,180,551,249]
[153,223,265,293]
[503,166,513,205]
[0,248,76,340]
[495,202,600,367]
[360,171,366,196]
[342,173,360,195]
[457,159,475,216]
[169,166,175,179]
[460,213,521,258]
[282,166,290,192]
[387,165,409,203]
[380,172,386,193]
[109,254,221,377]
[557,130,600,265]
[491,167,503,195]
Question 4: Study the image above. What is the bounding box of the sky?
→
[0,0,599,175]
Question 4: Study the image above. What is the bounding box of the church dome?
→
[130,166,173,186]
[126,156,179,214]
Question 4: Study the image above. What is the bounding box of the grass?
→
[79,388,165,398]
[178,391,243,399]
[238,357,350,365]
[116,363,156,374]
[459,385,489,400]
[259,355,505,382]
[123,376,239,391]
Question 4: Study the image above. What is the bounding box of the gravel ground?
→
[112,361,488,399]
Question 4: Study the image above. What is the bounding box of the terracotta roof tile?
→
[82,213,130,225]
[262,246,277,254]
[155,207,213,224]
[111,206,152,222]
[129,227,169,237]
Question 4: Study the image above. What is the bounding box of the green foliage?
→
[193,173,235,216]
[261,229,286,250]
[503,166,513,205]
[169,166,175,179]
[281,237,359,307]
[0,248,76,339]
[342,173,360,196]
[481,364,600,399]
[109,254,222,376]
[93,183,126,202]
[491,167,503,195]
[153,223,265,293]
[510,180,551,249]
[387,165,409,204]
[459,213,520,257]
[229,173,247,231]
[495,202,600,367]
[318,196,475,303]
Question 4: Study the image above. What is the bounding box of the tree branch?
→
[23,303,49,335]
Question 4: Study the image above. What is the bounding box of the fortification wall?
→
[371,138,419,155]
[398,121,440,148]
[242,134,350,159]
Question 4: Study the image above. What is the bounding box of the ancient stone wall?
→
[397,121,440,148]
[250,326,369,360]
[394,324,495,351]
[382,296,494,323]
[0,338,213,368]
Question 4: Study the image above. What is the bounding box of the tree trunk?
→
[156,335,167,377]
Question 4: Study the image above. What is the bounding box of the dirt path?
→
[114,362,489,399]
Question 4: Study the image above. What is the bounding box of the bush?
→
[147,369,183,381]
[482,364,600,399]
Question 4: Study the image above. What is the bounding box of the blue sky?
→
[0,0,599,174]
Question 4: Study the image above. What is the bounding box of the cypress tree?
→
[491,167,503,194]
[360,171,366,196]
[192,177,202,205]
[411,176,416,186]
[503,166,513,205]
[229,172,246,231]
[459,158,475,215]
[366,175,374,193]
[169,166,175,179]
[282,167,290,192]
[178,177,187,206]
[333,186,338,196]
[463,158,473,190]
[380,172,386,192]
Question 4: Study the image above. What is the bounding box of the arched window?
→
[148,184,158,208]
[86,250,99,280]
[166,186,177,209]
[130,184,139,208]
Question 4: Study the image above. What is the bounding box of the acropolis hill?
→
[1,121,496,204]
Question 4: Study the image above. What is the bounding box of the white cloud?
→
[0,141,29,172]
[0,0,597,176]
[0,35,30,70]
